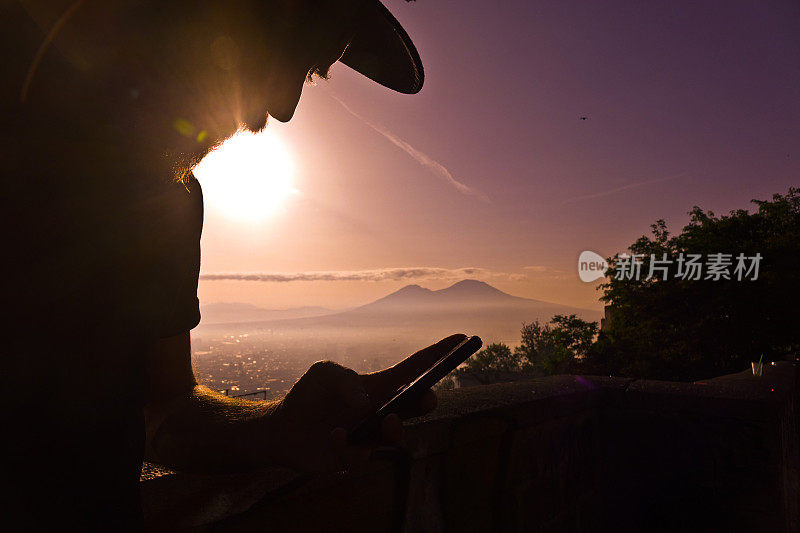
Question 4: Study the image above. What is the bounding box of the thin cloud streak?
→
[201,267,523,283]
[561,173,685,205]
[522,265,570,281]
[523,265,551,272]
[329,93,490,203]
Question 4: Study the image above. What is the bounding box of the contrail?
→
[200,267,523,283]
[328,93,490,203]
[561,173,685,205]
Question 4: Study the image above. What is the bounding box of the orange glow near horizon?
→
[193,129,296,222]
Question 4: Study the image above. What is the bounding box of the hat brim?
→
[338,1,424,94]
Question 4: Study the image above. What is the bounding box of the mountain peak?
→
[437,279,506,296]
[364,283,435,308]
[396,283,429,293]
[448,279,494,289]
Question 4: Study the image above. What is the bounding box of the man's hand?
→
[268,334,467,472]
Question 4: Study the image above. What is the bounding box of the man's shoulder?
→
[135,174,204,239]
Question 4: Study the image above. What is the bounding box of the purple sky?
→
[197,0,800,310]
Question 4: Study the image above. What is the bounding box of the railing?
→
[221,389,268,401]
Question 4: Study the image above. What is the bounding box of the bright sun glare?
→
[193,129,296,222]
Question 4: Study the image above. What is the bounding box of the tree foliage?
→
[516,314,598,375]
[585,187,800,380]
[465,342,520,373]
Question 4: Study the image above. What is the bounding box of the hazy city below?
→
[191,280,601,398]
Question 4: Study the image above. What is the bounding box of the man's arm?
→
[143,331,282,473]
[143,331,464,474]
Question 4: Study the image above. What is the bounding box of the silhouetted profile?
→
[1,1,459,530]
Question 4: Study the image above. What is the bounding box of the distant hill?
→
[360,279,533,311]
[199,302,333,325]
[204,280,602,345]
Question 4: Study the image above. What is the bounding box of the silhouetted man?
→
[1,1,463,529]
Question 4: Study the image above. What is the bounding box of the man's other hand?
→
[269,334,467,472]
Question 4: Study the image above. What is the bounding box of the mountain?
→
[361,279,529,311]
[225,280,602,345]
[199,302,333,325]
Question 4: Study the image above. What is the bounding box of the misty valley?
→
[191,280,601,397]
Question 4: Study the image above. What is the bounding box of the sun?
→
[193,129,296,222]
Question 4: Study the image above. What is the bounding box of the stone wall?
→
[141,362,799,532]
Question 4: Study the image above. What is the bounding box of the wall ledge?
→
[142,362,800,532]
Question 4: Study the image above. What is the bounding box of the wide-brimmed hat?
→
[339,0,424,94]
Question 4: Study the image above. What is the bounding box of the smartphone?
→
[347,335,482,445]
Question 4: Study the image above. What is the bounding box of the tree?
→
[465,342,520,373]
[516,314,598,375]
[586,187,800,381]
